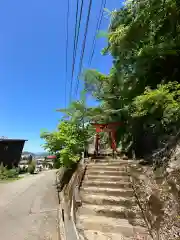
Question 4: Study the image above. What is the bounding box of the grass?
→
[0,176,24,183]
[0,163,23,182]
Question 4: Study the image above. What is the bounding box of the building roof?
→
[47,155,56,159]
[0,138,27,142]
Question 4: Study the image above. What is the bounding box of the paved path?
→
[0,170,60,240]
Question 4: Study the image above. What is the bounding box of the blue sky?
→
[0,0,121,152]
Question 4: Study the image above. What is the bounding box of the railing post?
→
[132,149,136,160]
[81,152,85,164]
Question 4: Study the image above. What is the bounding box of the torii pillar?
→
[91,122,121,157]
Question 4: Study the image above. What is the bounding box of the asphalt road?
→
[0,170,60,240]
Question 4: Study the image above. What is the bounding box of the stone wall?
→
[128,158,180,240]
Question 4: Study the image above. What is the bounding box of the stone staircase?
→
[76,157,150,240]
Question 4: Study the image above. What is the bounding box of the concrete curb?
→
[56,157,88,240]
[58,192,66,240]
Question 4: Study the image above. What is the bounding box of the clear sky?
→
[0,0,121,152]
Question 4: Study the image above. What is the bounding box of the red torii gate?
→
[91,122,121,156]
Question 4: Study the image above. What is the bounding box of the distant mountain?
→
[22,151,35,156]
[35,152,49,157]
[22,151,49,157]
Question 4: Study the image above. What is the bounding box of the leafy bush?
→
[132,82,180,125]
[0,163,19,180]
[28,161,36,174]
[5,168,19,178]
[41,121,87,168]
[127,82,180,156]
[53,157,61,169]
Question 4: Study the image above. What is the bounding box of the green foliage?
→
[0,163,19,180]
[132,82,180,123]
[41,120,89,167]
[41,94,91,168]
[28,161,36,174]
[53,159,61,169]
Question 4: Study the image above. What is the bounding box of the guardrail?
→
[56,154,87,240]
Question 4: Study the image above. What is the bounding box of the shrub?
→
[5,167,19,178]
[28,161,36,174]
[0,163,19,180]
[0,163,6,180]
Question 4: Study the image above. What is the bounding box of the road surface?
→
[0,170,60,240]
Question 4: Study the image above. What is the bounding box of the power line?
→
[74,0,93,98]
[75,0,84,61]
[69,0,84,102]
[65,0,70,107]
[89,0,106,66]
[69,0,80,103]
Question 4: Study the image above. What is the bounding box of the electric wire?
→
[88,0,106,66]
[71,0,84,80]
[74,0,93,98]
[69,0,85,102]
[65,0,70,107]
[69,0,80,103]
[75,0,84,61]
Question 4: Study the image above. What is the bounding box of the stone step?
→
[91,161,129,166]
[86,165,127,172]
[84,174,129,181]
[86,169,129,176]
[82,179,131,189]
[77,215,148,237]
[88,160,134,166]
[92,159,129,163]
[79,229,151,240]
[79,230,129,240]
[81,186,133,197]
[77,204,138,219]
[87,161,131,167]
[80,193,134,207]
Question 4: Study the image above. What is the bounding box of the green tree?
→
[41,121,88,167]
[41,93,92,168]
[28,161,36,174]
[82,0,180,157]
